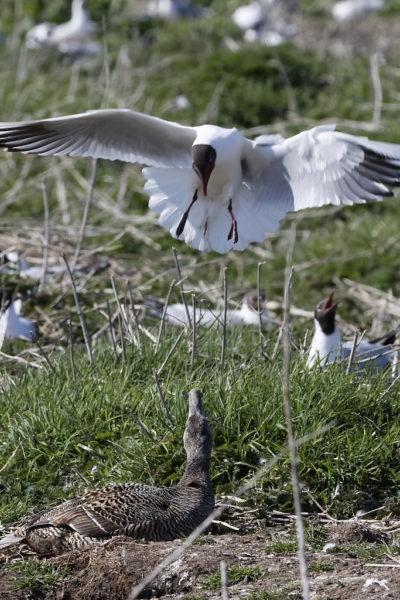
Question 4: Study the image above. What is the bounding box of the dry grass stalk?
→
[157,330,185,376]
[220,560,230,600]
[173,247,191,328]
[282,226,310,600]
[191,294,197,367]
[118,312,127,363]
[257,261,265,354]
[220,267,228,371]
[106,300,117,353]
[68,319,77,382]
[71,159,97,273]
[38,178,50,294]
[155,279,176,353]
[62,253,94,365]
[127,281,144,355]
[152,367,174,428]
[345,331,358,375]
[35,338,56,373]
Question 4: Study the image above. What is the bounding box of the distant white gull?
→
[26,0,97,53]
[147,0,206,20]
[307,291,397,371]
[150,291,270,328]
[332,0,385,22]
[1,110,400,253]
[0,294,37,341]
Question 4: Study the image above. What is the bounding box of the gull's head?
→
[314,291,338,334]
[191,144,216,196]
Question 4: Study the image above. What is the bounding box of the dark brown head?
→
[183,389,213,462]
[191,144,216,196]
[315,291,338,335]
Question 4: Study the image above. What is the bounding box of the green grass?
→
[203,564,267,590]
[9,559,69,596]
[0,0,400,541]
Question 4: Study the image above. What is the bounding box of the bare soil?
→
[1,521,399,599]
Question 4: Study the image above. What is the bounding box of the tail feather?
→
[369,329,398,346]
[0,531,25,549]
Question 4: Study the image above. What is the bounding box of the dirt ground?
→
[1,521,400,599]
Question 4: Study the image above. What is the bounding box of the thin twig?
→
[377,372,400,403]
[127,281,144,355]
[157,330,185,375]
[71,158,97,272]
[155,279,176,353]
[282,226,310,600]
[62,253,94,364]
[152,368,174,428]
[220,267,228,371]
[173,247,191,328]
[35,338,56,373]
[346,331,358,375]
[38,178,50,294]
[191,294,197,367]
[220,560,230,600]
[111,276,129,333]
[126,408,155,442]
[127,422,333,600]
[0,442,21,473]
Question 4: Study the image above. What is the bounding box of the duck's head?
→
[183,389,213,460]
[314,291,338,335]
[191,145,216,196]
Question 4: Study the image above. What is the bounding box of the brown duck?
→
[0,389,214,555]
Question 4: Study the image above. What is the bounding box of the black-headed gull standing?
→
[307,291,397,371]
[0,294,37,342]
[150,291,270,328]
[1,110,400,253]
[25,0,97,53]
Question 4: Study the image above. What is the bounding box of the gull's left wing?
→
[242,124,400,230]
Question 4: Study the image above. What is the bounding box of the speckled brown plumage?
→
[0,389,214,555]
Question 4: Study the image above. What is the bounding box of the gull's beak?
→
[191,144,216,196]
[325,291,338,311]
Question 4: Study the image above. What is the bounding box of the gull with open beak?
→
[1,110,400,253]
[307,291,397,371]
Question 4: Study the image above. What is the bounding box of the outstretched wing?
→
[0,109,196,168]
[242,124,400,226]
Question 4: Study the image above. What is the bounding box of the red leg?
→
[227,199,238,243]
[176,189,198,237]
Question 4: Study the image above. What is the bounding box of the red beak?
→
[325,291,338,311]
[194,165,213,196]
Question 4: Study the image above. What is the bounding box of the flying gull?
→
[0,110,400,253]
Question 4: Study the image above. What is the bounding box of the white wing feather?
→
[0,109,196,168]
[244,124,400,222]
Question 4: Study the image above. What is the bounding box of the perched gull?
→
[147,0,206,20]
[233,1,295,47]
[0,293,37,341]
[1,111,400,253]
[150,291,271,328]
[332,0,385,22]
[25,0,97,53]
[307,291,397,371]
